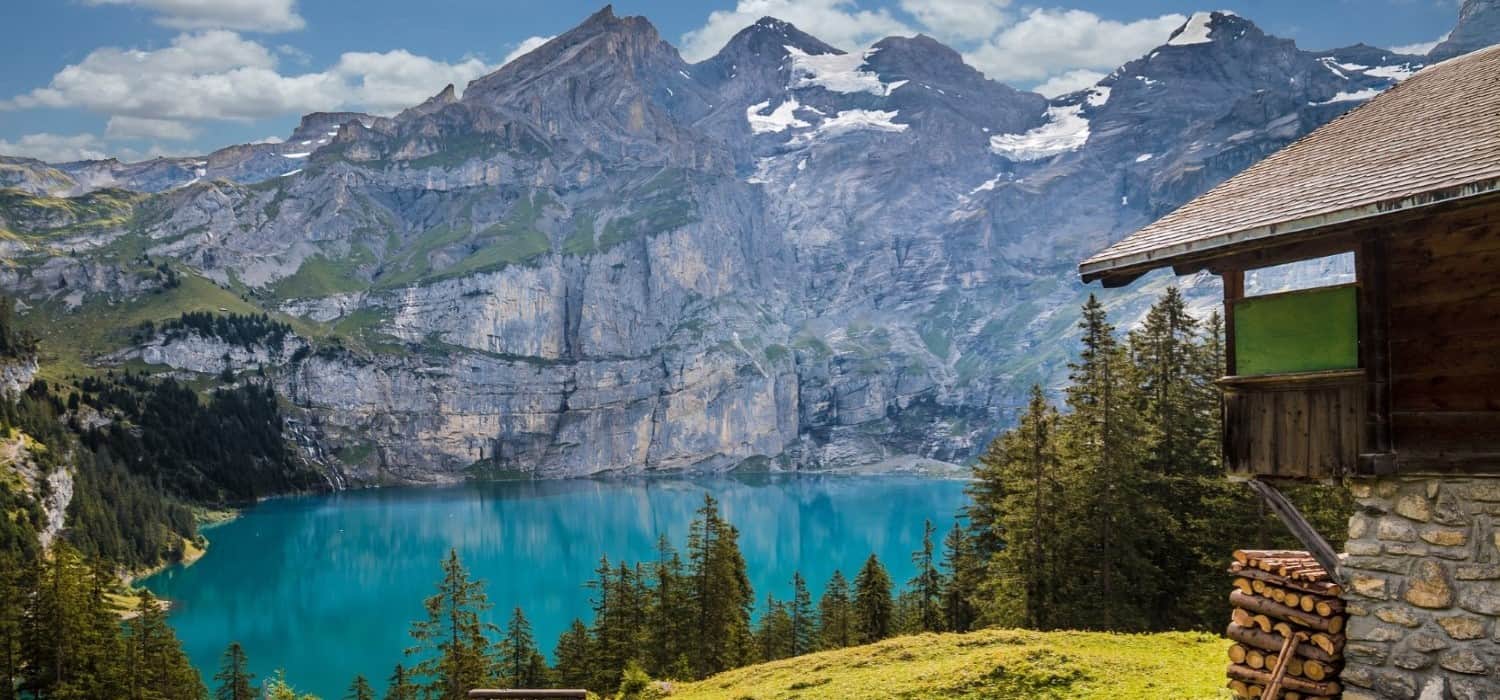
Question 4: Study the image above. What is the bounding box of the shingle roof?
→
[1080,44,1500,283]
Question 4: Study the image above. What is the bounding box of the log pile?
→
[1225,550,1345,700]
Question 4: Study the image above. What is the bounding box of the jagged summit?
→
[397,84,457,121]
[461,3,677,103]
[715,16,842,60]
[1164,10,1261,47]
[1430,0,1500,61]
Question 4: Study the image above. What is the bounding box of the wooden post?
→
[1261,630,1308,700]
[1355,238,1392,472]
[1223,268,1244,377]
[1245,479,1345,588]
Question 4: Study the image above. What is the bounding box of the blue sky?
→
[0,0,1459,163]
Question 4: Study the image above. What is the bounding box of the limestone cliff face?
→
[0,6,1489,482]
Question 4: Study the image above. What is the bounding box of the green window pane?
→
[1234,285,1358,376]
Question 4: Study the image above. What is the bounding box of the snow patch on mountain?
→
[989,105,1090,161]
[786,46,904,96]
[1366,63,1420,81]
[1313,87,1384,105]
[747,99,811,134]
[809,109,907,139]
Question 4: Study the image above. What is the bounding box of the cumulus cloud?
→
[2,30,495,123]
[86,0,305,32]
[679,0,913,62]
[333,50,493,113]
[1032,69,1106,98]
[0,133,113,162]
[1390,32,1448,56]
[898,0,1011,43]
[105,116,198,141]
[963,9,1186,83]
[503,36,555,65]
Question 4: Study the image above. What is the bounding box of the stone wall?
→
[1341,476,1500,700]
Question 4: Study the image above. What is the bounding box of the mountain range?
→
[1,1,1495,482]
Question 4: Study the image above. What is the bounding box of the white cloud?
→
[2,30,496,125]
[332,50,493,113]
[105,116,198,141]
[1390,32,1448,56]
[964,9,1186,83]
[679,0,913,62]
[898,0,1011,43]
[0,133,113,162]
[1032,69,1106,98]
[86,0,305,32]
[503,36,555,65]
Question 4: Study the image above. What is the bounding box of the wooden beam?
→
[1223,268,1244,377]
[1245,479,1345,588]
[1355,238,1392,459]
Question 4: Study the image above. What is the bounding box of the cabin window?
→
[1233,254,1359,377]
[1243,252,1354,296]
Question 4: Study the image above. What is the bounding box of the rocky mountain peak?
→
[1164,10,1264,48]
[397,83,458,121]
[718,16,842,61]
[866,34,983,86]
[462,4,678,102]
[289,112,371,142]
[1430,0,1500,60]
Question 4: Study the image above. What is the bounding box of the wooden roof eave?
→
[1079,175,1500,286]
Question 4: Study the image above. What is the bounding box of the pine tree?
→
[345,675,376,700]
[585,557,645,690]
[890,589,924,635]
[788,572,815,656]
[753,595,793,662]
[498,607,537,688]
[214,642,256,700]
[644,535,690,676]
[1131,287,1209,476]
[383,664,417,700]
[406,549,496,699]
[77,557,126,697]
[816,570,854,650]
[1054,294,1162,630]
[124,589,205,700]
[968,384,1063,628]
[0,553,22,700]
[852,555,893,644]
[263,670,316,700]
[908,520,945,632]
[939,523,980,633]
[552,619,593,690]
[685,495,753,677]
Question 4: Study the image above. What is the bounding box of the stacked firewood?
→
[1225,550,1345,700]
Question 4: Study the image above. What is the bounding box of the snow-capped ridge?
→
[1167,10,1241,46]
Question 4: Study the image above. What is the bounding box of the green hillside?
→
[666,628,1228,700]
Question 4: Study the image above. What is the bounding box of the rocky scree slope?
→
[0,4,1488,483]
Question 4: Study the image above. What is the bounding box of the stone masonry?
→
[1340,476,1500,700]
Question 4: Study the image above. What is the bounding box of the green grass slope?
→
[668,629,1228,700]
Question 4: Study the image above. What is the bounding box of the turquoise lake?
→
[141,475,969,697]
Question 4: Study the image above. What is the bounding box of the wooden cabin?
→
[1080,44,1500,699]
[1081,45,1500,484]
